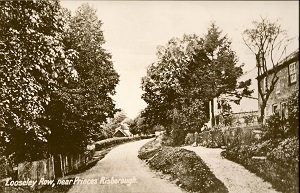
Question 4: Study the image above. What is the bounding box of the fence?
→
[0,150,95,184]
[17,156,55,181]
[1,137,138,182]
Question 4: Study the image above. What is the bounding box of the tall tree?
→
[242,17,292,122]
[142,34,207,134]
[0,0,78,162]
[203,23,252,127]
[141,24,252,145]
[41,3,120,155]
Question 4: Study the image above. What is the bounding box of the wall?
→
[258,58,299,120]
[185,125,262,148]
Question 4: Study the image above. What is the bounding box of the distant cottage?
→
[113,124,133,137]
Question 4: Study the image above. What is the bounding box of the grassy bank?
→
[138,138,228,193]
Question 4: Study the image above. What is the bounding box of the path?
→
[183,146,280,193]
[67,139,185,193]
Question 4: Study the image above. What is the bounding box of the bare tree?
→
[243,17,293,123]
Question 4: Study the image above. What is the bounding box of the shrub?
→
[184,133,194,145]
[223,136,299,193]
[286,91,299,137]
[267,137,299,169]
[263,113,286,140]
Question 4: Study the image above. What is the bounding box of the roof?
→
[113,124,132,137]
[120,124,130,130]
[257,49,299,80]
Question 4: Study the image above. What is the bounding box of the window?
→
[289,62,297,84]
[272,104,278,114]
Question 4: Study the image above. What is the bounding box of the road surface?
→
[183,146,279,193]
[67,139,185,193]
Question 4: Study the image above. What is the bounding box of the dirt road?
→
[67,139,185,193]
[183,146,279,193]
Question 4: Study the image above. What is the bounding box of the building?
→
[113,124,133,137]
[206,66,259,128]
[257,49,299,122]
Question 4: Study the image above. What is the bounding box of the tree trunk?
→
[260,102,266,124]
[211,99,215,127]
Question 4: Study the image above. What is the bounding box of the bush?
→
[263,113,286,140]
[222,137,299,193]
[267,137,299,169]
[286,91,299,137]
[184,133,194,145]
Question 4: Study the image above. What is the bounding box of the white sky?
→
[61,1,299,119]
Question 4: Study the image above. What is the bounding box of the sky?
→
[61,1,299,119]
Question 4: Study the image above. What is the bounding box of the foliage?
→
[129,113,152,135]
[99,110,130,140]
[263,113,286,140]
[223,137,299,193]
[286,91,299,136]
[0,2,119,162]
[263,91,299,140]
[94,136,141,151]
[0,0,78,162]
[243,17,293,122]
[223,93,300,193]
[44,3,119,156]
[243,113,255,125]
[193,128,225,148]
[267,137,299,169]
[141,23,252,145]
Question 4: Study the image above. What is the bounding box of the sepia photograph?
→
[0,0,299,193]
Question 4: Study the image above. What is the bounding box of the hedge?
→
[95,136,141,151]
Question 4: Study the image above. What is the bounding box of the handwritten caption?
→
[5,176,138,188]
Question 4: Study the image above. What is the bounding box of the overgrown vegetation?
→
[0,1,119,163]
[139,137,228,193]
[95,136,142,151]
[222,91,299,193]
[141,23,253,146]
[184,125,260,148]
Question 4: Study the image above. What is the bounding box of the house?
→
[257,49,299,122]
[207,66,259,128]
[113,124,133,137]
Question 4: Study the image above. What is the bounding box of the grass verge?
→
[139,138,228,193]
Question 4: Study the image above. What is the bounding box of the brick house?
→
[257,49,299,122]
